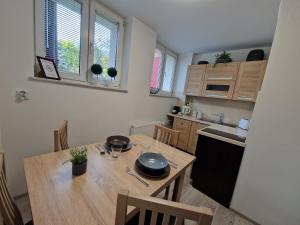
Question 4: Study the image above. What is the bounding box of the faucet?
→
[213,112,224,125]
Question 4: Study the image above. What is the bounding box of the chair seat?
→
[25,220,34,225]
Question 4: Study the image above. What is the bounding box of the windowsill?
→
[28,76,128,93]
[149,94,178,99]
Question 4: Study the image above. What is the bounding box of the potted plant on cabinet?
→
[69,147,88,176]
[214,51,232,67]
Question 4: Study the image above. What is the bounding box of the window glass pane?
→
[162,54,176,92]
[94,14,118,79]
[150,49,163,89]
[45,0,82,74]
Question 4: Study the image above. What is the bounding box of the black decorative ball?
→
[91,64,103,75]
[107,67,118,78]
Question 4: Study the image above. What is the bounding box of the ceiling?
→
[98,0,281,53]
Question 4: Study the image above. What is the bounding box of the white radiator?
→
[130,121,164,137]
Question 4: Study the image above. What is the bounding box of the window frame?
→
[88,0,124,85]
[34,0,124,85]
[151,44,177,96]
[160,49,177,96]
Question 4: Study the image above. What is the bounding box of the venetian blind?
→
[44,0,82,74]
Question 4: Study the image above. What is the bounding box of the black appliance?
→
[197,61,209,65]
[191,135,244,207]
[246,49,265,61]
[171,106,180,114]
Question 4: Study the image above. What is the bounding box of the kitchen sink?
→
[199,118,237,128]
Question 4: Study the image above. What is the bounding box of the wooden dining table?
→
[24,134,195,225]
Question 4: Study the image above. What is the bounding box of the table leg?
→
[171,169,186,202]
[164,185,170,200]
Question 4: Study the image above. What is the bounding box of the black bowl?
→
[106,135,130,148]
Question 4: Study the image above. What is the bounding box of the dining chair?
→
[153,124,179,147]
[153,124,180,200]
[54,120,69,152]
[0,152,33,225]
[115,190,214,225]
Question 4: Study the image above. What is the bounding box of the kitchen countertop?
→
[167,113,247,147]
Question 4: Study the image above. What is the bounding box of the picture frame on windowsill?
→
[36,56,61,80]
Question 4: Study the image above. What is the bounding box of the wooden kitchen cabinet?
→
[184,65,207,96]
[187,122,209,155]
[202,80,236,99]
[233,60,267,102]
[204,62,240,81]
[172,117,191,150]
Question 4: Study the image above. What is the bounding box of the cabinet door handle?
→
[237,96,253,101]
[207,77,232,80]
[204,94,227,98]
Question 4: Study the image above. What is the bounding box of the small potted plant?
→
[91,64,103,80]
[214,51,232,67]
[69,147,88,176]
[107,67,118,80]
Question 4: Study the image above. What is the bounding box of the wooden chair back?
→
[54,120,69,152]
[115,190,214,225]
[153,124,179,147]
[0,152,24,225]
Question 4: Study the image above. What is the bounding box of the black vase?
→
[72,160,87,176]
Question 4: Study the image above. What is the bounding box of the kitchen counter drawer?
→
[173,117,191,132]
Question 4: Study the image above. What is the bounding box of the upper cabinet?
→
[184,65,207,96]
[204,62,240,81]
[184,60,268,102]
[233,60,267,102]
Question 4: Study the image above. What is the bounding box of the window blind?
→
[162,54,176,92]
[44,0,82,74]
[93,13,118,78]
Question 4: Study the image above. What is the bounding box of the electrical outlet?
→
[16,89,29,102]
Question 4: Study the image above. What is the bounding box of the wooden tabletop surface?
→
[24,134,195,225]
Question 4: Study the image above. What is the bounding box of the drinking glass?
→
[111,142,123,159]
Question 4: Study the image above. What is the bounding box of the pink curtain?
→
[150,57,160,88]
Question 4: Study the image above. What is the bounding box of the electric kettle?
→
[181,105,191,115]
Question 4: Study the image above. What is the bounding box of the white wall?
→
[231,0,300,224]
[0,0,177,195]
[0,127,2,149]
[192,47,272,64]
[172,53,194,105]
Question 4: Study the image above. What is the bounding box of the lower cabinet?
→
[173,117,191,150]
[172,117,208,155]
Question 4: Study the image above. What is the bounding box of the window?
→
[162,52,176,93]
[93,14,118,79]
[88,0,123,82]
[150,45,177,96]
[35,0,124,84]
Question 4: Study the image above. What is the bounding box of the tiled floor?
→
[15,166,256,225]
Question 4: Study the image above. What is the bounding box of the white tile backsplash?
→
[187,96,255,125]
